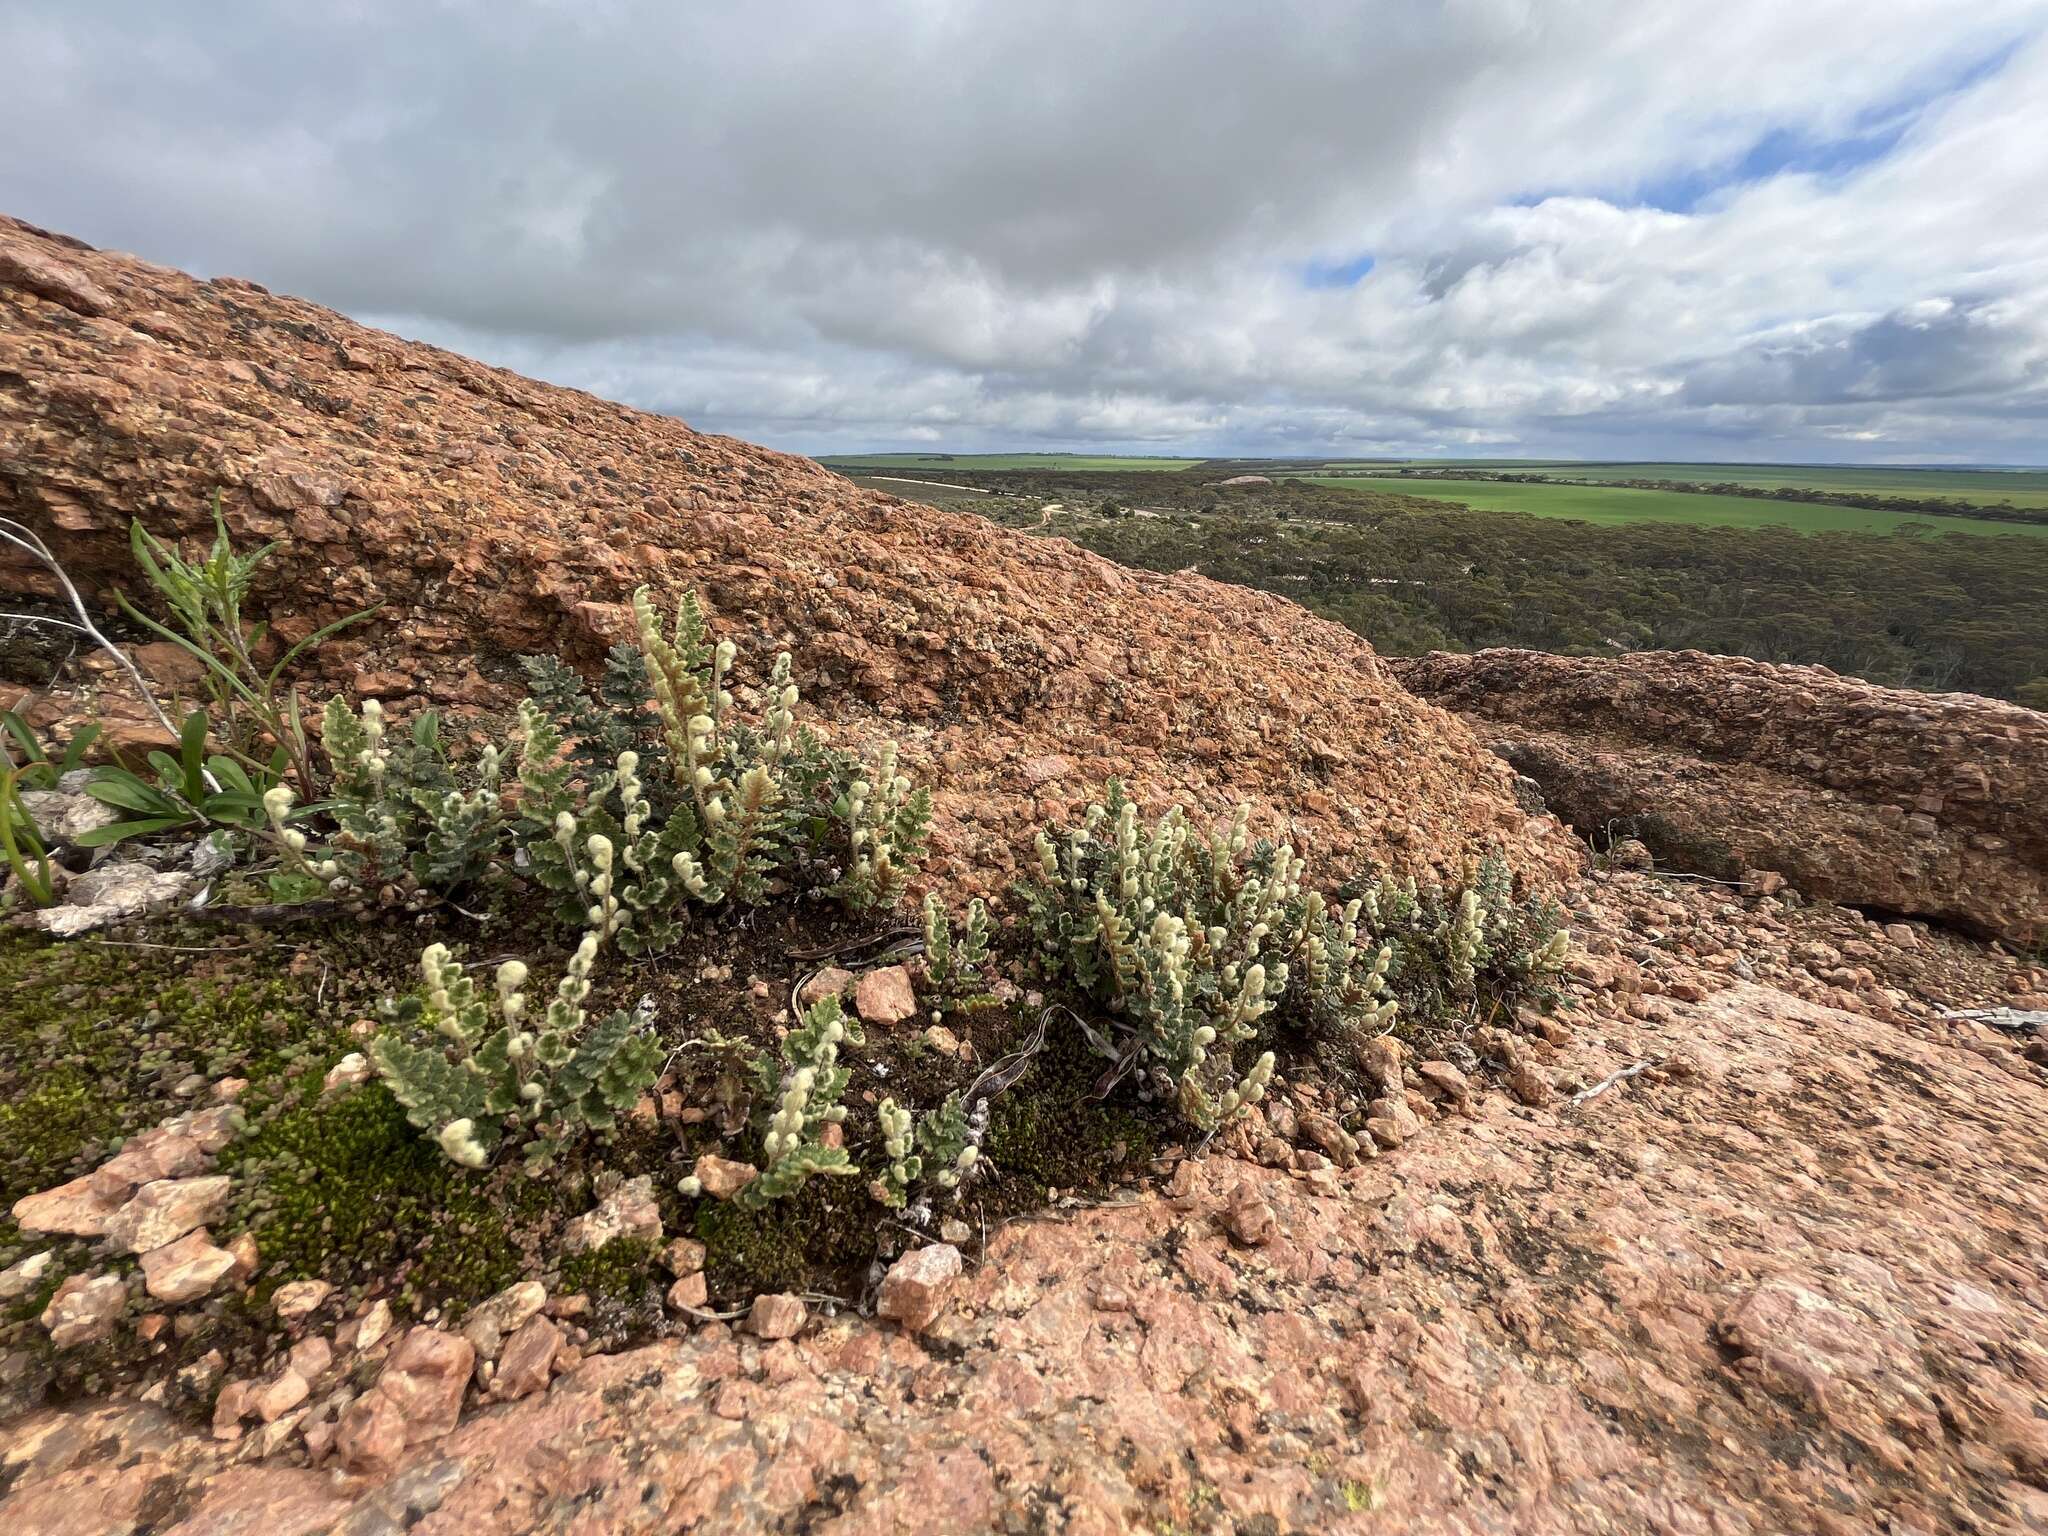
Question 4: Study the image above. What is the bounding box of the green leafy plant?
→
[874,1090,984,1209]
[1346,853,1571,1023]
[921,893,998,1018]
[1,709,100,791]
[1020,781,1402,1130]
[520,647,659,788]
[514,587,930,937]
[830,739,932,910]
[78,709,283,847]
[321,697,508,894]
[0,761,57,907]
[515,702,696,954]
[120,499,378,796]
[0,711,103,908]
[682,994,863,1208]
[368,929,663,1172]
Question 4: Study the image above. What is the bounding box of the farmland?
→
[821,452,2048,532]
[1306,474,2048,539]
[834,464,2048,707]
[1331,460,2048,509]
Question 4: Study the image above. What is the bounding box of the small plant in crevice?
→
[920,893,999,1019]
[873,1089,985,1210]
[0,761,56,908]
[516,701,695,955]
[521,645,659,789]
[120,501,378,798]
[830,739,932,911]
[368,927,662,1173]
[678,993,863,1208]
[1018,780,1390,1131]
[79,709,283,850]
[1,713,107,907]
[317,697,508,897]
[1341,852,1571,1029]
[515,587,932,924]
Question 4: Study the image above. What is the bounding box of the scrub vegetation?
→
[845,465,2048,706]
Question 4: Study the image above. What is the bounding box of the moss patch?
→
[220,1077,559,1314]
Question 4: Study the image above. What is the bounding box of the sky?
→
[4,1,2047,463]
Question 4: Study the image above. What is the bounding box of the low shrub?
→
[368,930,663,1172]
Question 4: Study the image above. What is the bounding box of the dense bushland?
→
[919,471,2048,705]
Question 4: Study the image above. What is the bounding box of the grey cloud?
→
[3,0,2047,459]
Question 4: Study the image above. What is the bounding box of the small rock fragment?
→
[1362,1036,1404,1095]
[324,1052,372,1094]
[461,1280,548,1359]
[139,1228,237,1304]
[667,1272,709,1311]
[854,965,918,1026]
[798,967,855,1007]
[289,1335,333,1381]
[354,1297,395,1352]
[213,1380,254,1439]
[252,1367,310,1423]
[491,1315,562,1401]
[40,1272,127,1349]
[1226,1187,1278,1247]
[1364,1116,1407,1150]
[0,1249,55,1302]
[106,1175,232,1254]
[273,1279,336,1322]
[337,1326,475,1474]
[689,1155,759,1201]
[662,1238,708,1276]
[878,1243,963,1332]
[11,1174,122,1238]
[1416,1061,1471,1107]
[745,1292,807,1340]
[562,1175,662,1253]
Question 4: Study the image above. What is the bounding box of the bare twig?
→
[0,611,90,635]
[0,518,184,744]
[1570,1057,1662,1105]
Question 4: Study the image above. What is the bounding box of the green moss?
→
[983,1024,1161,1200]
[697,1177,878,1297]
[0,929,362,1213]
[221,1078,555,1313]
[557,1235,660,1303]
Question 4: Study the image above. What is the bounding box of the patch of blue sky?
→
[1302,251,1376,288]
[1578,35,2020,215]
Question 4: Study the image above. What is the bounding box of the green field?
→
[822,452,1202,472]
[1311,476,2048,538]
[1323,460,2048,510]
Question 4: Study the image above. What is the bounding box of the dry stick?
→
[1570,1057,1662,1105]
[1,611,89,635]
[0,519,184,744]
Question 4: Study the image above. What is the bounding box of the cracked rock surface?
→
[6,977,2045,1533]
[0,214,1578,904]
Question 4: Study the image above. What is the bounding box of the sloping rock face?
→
[1397,647,2047,944]
[0,215,1577,897]
[7,969,2046,1534]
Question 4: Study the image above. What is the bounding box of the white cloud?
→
[2,0,2046,459]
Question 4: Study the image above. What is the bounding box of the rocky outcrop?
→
[0,215,1577,900]
[6,963,2046,1533]
[1397,647,2048,944]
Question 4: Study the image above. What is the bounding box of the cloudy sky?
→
[5,1,2048,463]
